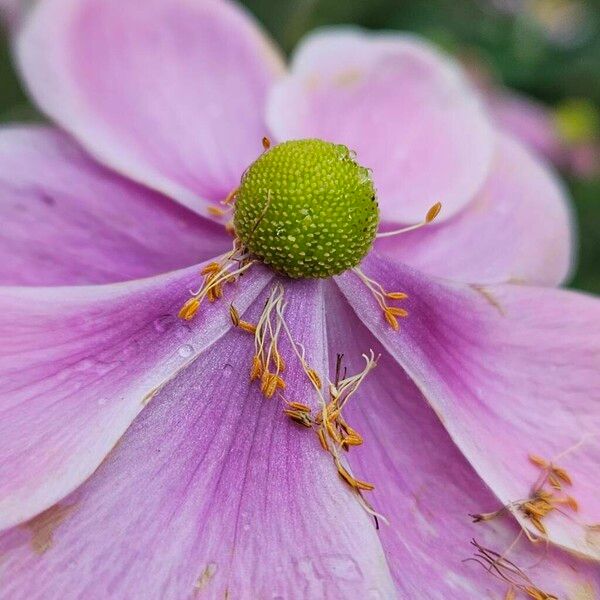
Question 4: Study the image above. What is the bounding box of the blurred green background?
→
[1,0,598,291]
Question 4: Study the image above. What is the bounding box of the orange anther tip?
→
[426,201,442,223]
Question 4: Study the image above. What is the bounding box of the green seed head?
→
[233,139,379,279]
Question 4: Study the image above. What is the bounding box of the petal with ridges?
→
[326,284,600,598]
[376,133,574,286]
[336,253,600,560]
[267,28,494,224]
[0,262,272,531]
[0,126,230,285]
[16,0,284,217]
[0,280,396,599]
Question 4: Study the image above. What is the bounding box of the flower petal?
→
[336,253,600,560]
[326,286,600,597]
[267,28,494,224]
[489,91,563,165]
[0,126,231,285]
[0,280,396,598]
[0,263,272,531]
[376,133,575,286]
[16,0,284,217]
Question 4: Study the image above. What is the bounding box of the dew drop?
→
[335,144,349,160]
[222,364,234,378]
[177,344,194,358]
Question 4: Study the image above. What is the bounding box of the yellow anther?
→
[473,453,579,543]
[239,321,257,335]
[386,306,408,317]
[562,495,579,512]
[353,267,408,331]
[552,466,572,486]
[250,355,263,381]
[335,460,374,491]
[208,205,228,217]
[529,516,547,535]
[377,202,443,238]
[229,304,240,326]
[223,188,238,206]
[325,419,343,445]
[287,401,311,412]
[384,310,399,331]
[180,240,254,322]
[426,201,442,223]
[524,587,557,600]
[548,473,562,489]
[260,372,284,398]
[201,262,221,275]
[306,368,322,389]
[178,298,200,321]
[528,454,548,468]
[283,409,312,427]
[341,429,363,448]
[273,350,286,372]
[317,427,330,452]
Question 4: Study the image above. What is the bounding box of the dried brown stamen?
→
[465,539,557,600]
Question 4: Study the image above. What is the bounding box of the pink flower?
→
[1,0,599,598]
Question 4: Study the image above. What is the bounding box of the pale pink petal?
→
[489,91,563,164]
[16,0,284,217]
[0,263,272,530]
[337,253,600,559]
[267,28,494,224]
[326,286,600,597]
[0,281,395,598]
[0,126,230,285]
[376,133,575,285]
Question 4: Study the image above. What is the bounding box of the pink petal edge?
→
[16,0,285,219]
[0,262,272,530]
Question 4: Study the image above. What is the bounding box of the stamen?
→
[208,187,238,218]
[353,267,409,331]
[228,282,384,524]
[375,202,442,238]
[178,239,255,321]
[262,136,271,151]
[464,540,558,600]
[245,285,288,398]
[207,205,230,218]
[471,453,579,543]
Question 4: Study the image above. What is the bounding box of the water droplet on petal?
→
[178,344,194,358]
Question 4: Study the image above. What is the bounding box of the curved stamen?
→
[376,201,442,238]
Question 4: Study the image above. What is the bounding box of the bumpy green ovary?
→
[233,139,379,279]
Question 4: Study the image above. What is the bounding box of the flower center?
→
[233,139,379,279]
